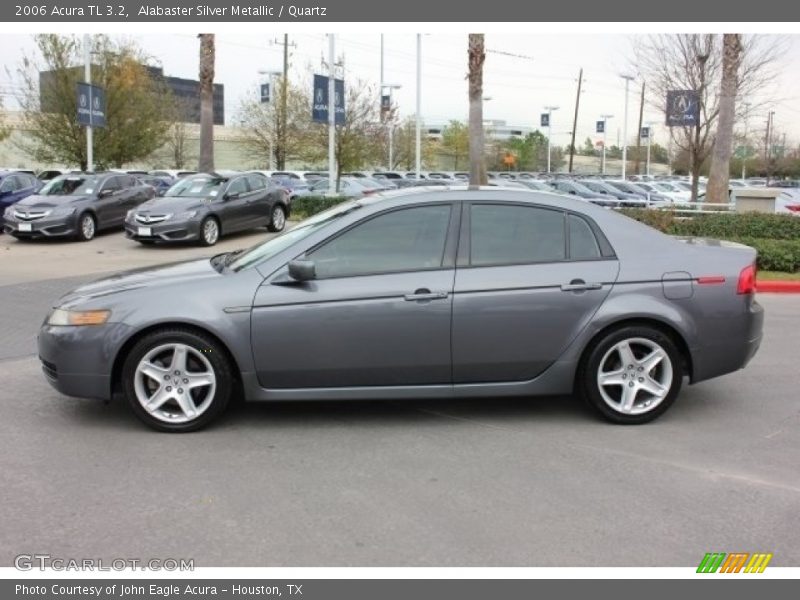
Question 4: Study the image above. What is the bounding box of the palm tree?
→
[468,34,487,187]
[198,33,215,172]
[707,34,742,204]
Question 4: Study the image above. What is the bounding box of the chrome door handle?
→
[560,282,603,292]
[404,290,448,301]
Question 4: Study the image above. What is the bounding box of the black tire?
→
[75,212,96,242]
[267,203,287,232]
[121,328,234,432]
[198,216,220,246]
[578,325,684,424]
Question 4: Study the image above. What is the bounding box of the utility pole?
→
[764,111,774,185]
[620,74,635,179]
[634,81,645,175]
[568,68,582,173]
[415,34,422,179]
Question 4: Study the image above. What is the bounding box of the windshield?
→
[569,181,596,194]
[39,175,101,196]
[165,176,226,198]
[227,201,362,272]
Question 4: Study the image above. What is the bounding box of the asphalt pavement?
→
[0,232,798,567]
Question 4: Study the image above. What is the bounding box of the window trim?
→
[300,202,459,281]
[458,200,616,269]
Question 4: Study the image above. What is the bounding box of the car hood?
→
[14,194,92,208]
[57,258,221,308]
[134,197,211,213]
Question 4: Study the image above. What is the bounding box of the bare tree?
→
[467,34,486,187]
[0,98,11,142]
[706,34,743,204]
[635,34,782,201]
[163,97,196,169]
[197,33,215,172]
[237,79,312,169]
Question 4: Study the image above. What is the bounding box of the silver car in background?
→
[38,188,763,432]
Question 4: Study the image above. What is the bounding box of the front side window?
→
[470,204,566,266]
[247,175,267,191]
[309,204,452,279]
[226,177,249,196]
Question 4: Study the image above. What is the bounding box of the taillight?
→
[786,204,800,213]
[737,263,757,295]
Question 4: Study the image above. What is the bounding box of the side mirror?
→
[224,191,240,200]
[98,189,114,198]
[288,260,316,282]
[569,190,576,195]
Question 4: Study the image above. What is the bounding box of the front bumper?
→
[124,218,202,242]
[37,322,132,401]
[4,213,79,239]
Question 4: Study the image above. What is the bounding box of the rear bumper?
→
[690,298,764,383]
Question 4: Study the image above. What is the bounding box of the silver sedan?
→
[38,188,763,431]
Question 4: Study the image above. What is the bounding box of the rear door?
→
[452,202,619,383]
[245,174,271,225]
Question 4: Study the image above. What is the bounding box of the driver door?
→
[250,203,458,389]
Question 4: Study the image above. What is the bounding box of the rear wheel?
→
[75,212,96,242]
[121,329,233,432]
[579,325,683,424]
[267,204,286,232]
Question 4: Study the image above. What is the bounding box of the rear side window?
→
[309,205,452,279]
[247,175,267,191]
[568,214,601,260]
[470,204,566,266]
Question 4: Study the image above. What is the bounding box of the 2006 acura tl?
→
[38,188,764,432]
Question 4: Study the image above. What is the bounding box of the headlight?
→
[126,209,135,220]
[173,211,197,220]
[49,207,75,217]
[48,308,111,326]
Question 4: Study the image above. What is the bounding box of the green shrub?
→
[290,195,351,219]
[738,238,800,273]
[619,209,800,240]
[618,210,800,273]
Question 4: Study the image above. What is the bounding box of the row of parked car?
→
[1,170,290,246]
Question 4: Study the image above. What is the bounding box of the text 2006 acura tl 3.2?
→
[38,188,763,432]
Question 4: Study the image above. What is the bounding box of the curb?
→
[756,280,800,293]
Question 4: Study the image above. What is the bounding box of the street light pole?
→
[544,105,559,174]
[384,84,402,169]
[621,74,635,179]
[742,101,751,180]
[83,34,93,172]
[327,34,336,197]
[415,34,422,179]
[600,114,613,175]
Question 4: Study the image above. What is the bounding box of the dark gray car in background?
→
[125,171,289,246]
[4,172,154,241]
[38,188,763,432]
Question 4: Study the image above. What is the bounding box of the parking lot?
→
[0,229,799,567]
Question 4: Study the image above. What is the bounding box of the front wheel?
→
[267,204,286,232]
[121,329,234,432]
[199,216,220,246]
[75,212,96,242]
[579,325,684,424]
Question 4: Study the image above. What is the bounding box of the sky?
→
[1,32,799,149]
